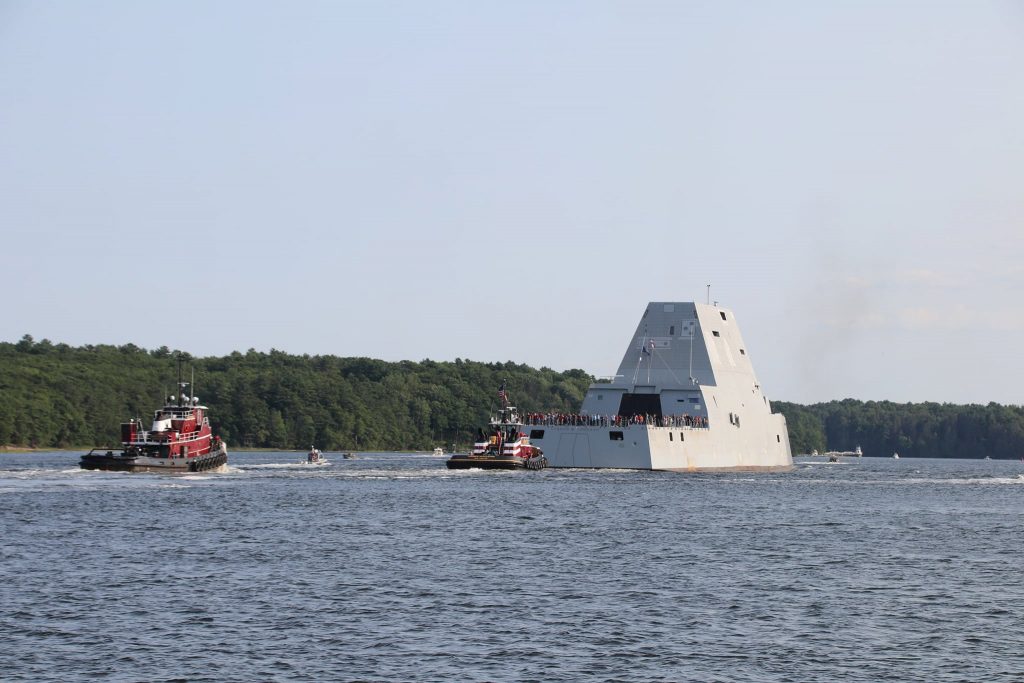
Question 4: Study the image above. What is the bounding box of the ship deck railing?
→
[129,431,211,445]
[521,415,709,429]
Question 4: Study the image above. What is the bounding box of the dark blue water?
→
[1,452,1022,682]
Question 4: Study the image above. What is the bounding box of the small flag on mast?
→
[498,381,508,404]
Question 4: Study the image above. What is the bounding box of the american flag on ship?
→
[498,382,508,403]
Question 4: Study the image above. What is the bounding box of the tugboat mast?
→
[174,353,192,407]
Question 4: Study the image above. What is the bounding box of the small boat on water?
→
[307,446,326,464]
[433,447,444,456]
[823,446,862,459]
[446,388,547,471]
[80,363,228,473]
[893,452,900,459]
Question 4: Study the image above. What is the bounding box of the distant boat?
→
[433,447,444,456]
[307,446,325,464]
[892,452,900,459]
[822,446,861,459]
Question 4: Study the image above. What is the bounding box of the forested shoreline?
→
[2,336,1022,458]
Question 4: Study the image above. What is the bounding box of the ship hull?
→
[79,450,228,473]
[525,422,792,472]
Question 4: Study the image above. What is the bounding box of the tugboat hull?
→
[445,454,548,470]
[79,449,228,473]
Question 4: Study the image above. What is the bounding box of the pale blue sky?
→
[2,1,1022,404]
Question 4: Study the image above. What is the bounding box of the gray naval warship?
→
[522,302,793,471]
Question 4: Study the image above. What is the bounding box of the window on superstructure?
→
[720,311,727,320]
[670,325,675,336]
[739,349,746,355]
[712,330,721,337]
[609,431,624,441]
[530,430,545,439]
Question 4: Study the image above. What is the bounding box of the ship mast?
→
[174,353,190,408]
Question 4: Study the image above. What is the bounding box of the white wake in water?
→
[240,462,315,470]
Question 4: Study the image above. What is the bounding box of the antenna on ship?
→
[706,284,711,305]
[645,338,655,385]
[176,353,183,407]
[688,320,696,384]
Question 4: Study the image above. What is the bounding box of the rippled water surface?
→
[2,452,1023,682]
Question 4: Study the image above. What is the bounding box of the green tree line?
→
[774,399,1024,459]
[2,335,1022,458]
[0,336,590,451]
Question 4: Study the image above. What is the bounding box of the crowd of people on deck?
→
[521,413,709,428]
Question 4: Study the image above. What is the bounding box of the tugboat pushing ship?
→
[446,385,548,471]
[79,364,228,473]
[454,300,792,472]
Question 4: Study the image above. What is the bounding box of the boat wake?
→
[231,461,335,473]
[240,462,311,470]
[333,467,458,479]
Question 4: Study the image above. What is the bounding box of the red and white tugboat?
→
[446,384,547,471]
[79,366,228,473]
